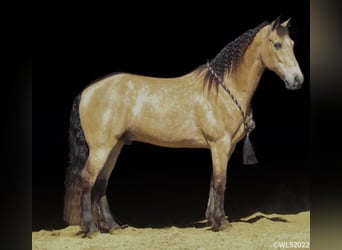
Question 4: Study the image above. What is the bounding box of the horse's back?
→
[80,72,196,112]
[78,72,208,148]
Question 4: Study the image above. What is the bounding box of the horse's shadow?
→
[122,207,293,229]
[231,214,289,223]
[180,213,289,230]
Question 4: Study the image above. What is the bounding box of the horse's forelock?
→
[276,25,289,37]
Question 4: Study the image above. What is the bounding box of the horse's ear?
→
[281,17,291,28]
[271,16,281,31]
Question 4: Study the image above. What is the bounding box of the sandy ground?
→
[32,211,309,250]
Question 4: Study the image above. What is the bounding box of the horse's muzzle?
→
[285,73,304,90]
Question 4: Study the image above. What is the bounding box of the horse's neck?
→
[224,41,265,112]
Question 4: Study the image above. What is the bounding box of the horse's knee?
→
[213,177,226,194]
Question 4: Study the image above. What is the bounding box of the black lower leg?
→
[80,172,98,236]
[98,196,121,232]
[81,190,98,236]
[212,192,230,231]
[207,177,231,231]
[92,178,120,232]
[206,175,216,226]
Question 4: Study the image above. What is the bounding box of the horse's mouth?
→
[285,80,302,90]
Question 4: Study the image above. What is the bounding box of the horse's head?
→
[260,17,304,90]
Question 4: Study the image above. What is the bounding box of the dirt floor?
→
[32,211,309,250]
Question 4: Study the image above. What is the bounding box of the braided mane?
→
[202,21,269,91]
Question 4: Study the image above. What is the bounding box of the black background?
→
[33,1,309,231]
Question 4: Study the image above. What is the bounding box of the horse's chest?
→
[198,102,244,140]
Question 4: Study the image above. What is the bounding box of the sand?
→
[32,211,309,250]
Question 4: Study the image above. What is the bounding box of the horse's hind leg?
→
[92,140,125,233]
[80,145,115,237]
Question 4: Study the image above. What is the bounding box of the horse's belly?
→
[127,126,208,148]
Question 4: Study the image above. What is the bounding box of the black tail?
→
[63,93,89,225]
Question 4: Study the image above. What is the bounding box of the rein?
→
[206,61,258,164]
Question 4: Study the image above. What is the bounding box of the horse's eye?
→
[274,42,282,50]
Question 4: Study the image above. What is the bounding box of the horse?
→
[64,16,304,237]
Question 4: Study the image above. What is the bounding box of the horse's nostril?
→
[294,74,304,85]
[294,75,300,83]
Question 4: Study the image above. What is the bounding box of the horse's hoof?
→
[109,224,122,234]
[212,220,232,232]
[219,220,232,231]
[84,230,99,238]
[206,216,214,227]
[76,230,84,236]
[80,223,99,238]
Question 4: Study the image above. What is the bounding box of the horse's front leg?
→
[206,139,234,231]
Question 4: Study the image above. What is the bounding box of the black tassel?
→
[243,133,258,165]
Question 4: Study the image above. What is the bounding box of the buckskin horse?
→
[64,17,304,237]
